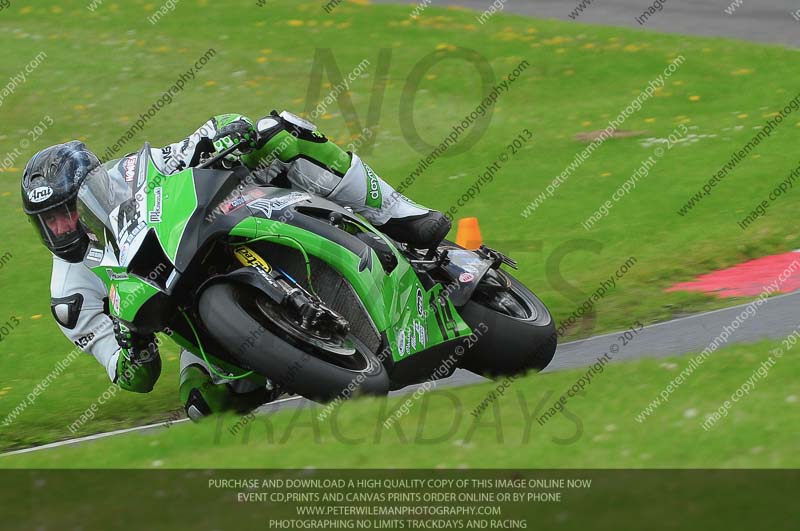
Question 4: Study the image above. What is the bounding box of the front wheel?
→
[458,268,557,377]
[198,282,389,403]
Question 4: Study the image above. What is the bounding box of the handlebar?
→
[195,141,246,170]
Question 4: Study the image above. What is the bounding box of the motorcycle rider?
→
[21,111,450,420]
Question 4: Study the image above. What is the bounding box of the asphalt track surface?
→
[3,1,798,457]
[374,0,800,48]
[4,289,799,457]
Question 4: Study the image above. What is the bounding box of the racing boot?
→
[179,350,277,421]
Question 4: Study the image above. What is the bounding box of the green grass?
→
[2,338,797,468]
[0,1,799,455]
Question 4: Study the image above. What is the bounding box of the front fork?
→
[232,244,350,337]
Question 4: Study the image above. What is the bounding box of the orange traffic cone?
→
[456,217,483,250]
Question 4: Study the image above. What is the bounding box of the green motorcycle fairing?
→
[80,145,471,380]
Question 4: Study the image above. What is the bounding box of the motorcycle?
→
[77,140,557,402]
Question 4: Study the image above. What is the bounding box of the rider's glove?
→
[112,318,162,393]
[212,114,259,161]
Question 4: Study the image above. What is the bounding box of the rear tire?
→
[198,282,389,403]
[458,270,557,377]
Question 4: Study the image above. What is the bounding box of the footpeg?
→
[479,245,518,270]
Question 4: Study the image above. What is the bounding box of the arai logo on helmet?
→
[28,186,54,203]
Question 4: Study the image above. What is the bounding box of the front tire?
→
[198,282,389,403]
[458,269,557,377]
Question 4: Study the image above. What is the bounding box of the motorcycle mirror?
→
[257,117,280,136]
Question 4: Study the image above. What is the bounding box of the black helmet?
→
[21,141,99,262]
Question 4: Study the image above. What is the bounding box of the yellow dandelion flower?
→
[645,118,656,123]
[261,49,272,54]
[31,315,43,320]
[256,57,268,63]
[689,95,701,101]
[581,121,592,127]
[731,68,753,76]
[204,80,217,86]
[288,20,304,27]
[601,172,612,177]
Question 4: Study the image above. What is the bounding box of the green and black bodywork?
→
[78,145,556,401]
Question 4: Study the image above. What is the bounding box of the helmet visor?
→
[34,203,82,251]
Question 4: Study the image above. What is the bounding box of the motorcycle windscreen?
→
[77,158,132,247]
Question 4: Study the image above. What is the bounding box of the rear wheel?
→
[458,268,557,377]
[198,282,389,403]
